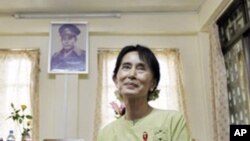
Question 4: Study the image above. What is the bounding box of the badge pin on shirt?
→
[143,131,148,141]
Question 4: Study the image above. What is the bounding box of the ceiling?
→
[0,0,206,15]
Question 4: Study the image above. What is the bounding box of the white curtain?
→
[209,24,230,141]
[0,49,40,141]
[93,48,189,141]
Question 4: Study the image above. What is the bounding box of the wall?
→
[0,12,212,141]
[198,0,232,31]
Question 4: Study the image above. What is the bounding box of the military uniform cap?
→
[59,24,81,36]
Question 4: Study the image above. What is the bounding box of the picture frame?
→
[48,21,88,74]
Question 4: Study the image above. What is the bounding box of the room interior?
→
[0,0,241,141]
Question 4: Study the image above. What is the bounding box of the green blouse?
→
[97,109,192,141]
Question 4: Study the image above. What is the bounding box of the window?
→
[0,49,39,141]
[217,0,250,125]
[93,49,187,140]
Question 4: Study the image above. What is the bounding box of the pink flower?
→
[110,101,119,114]
[110,101,126,118]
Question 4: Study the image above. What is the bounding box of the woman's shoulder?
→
[151,109,186,123]
[97,118,123,141]
[153,109,184,117]
[151,109,188,132]
[99,118,123,133]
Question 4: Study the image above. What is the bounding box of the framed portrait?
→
[48,21,89,74]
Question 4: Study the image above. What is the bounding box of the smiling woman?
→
[97,45,192,141]
[113,51,156,101]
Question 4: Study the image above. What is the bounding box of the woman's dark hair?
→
[113,44,160,98]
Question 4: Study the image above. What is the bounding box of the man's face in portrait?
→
[61,35,77,51]
[59,24,80,51]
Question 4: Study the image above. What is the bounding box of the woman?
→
[97,44,192,141]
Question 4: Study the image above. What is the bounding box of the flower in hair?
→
[148,89,160,101]
[110,101,126,118]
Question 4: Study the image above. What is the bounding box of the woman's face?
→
[113,51,155,99]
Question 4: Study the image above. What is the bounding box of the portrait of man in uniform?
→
[48,22,88,73]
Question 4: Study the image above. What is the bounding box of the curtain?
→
[93,50,118,141]
[93,48,189,141]
[151,49,189,121]
[209,24,229,141]
[0,49,40,141]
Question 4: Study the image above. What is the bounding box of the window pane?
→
[0,57,32,140]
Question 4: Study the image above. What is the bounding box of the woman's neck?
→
[124,98,152,121]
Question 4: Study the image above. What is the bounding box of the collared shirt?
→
[51,47,86,71]
[97,109,192,141]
